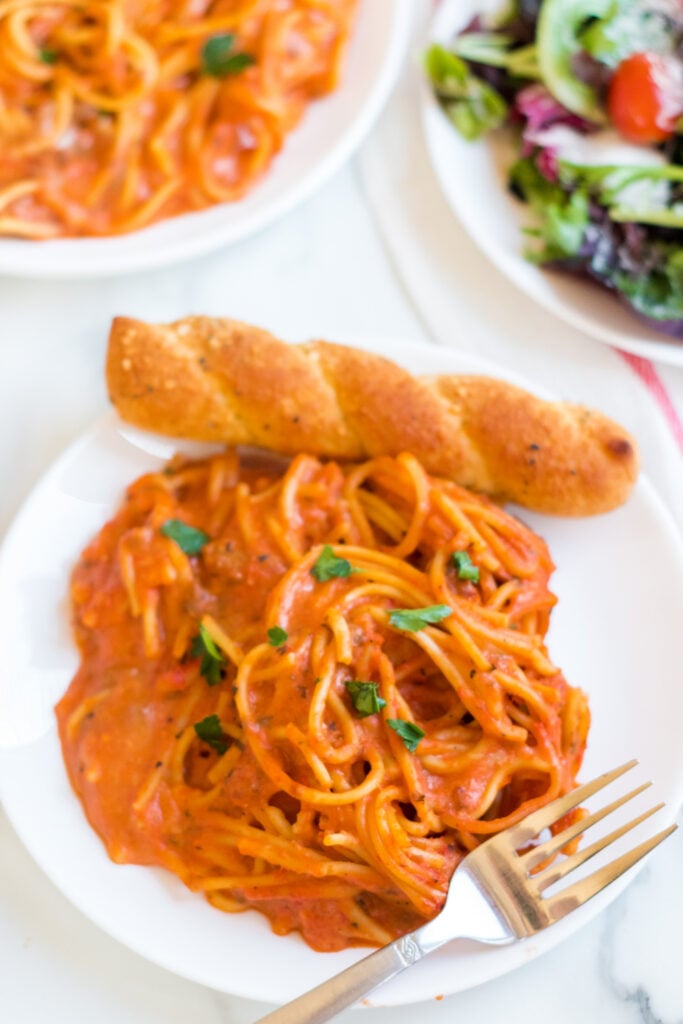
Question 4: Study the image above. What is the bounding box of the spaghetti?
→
[57,449,590,952]
[0,0,357,238]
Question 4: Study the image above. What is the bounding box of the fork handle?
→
[254,933,429,1024]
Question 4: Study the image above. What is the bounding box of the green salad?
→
[427,0,683,338]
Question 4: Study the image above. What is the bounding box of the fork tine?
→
[534,802,664,891]
[522,783,652,872]
[546,824,677,923]
[497,760,638,849]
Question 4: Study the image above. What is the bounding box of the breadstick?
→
[106,316,638,516]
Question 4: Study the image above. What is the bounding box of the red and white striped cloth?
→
[619,353,683,454]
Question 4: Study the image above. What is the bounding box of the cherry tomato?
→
[607,52,683,145]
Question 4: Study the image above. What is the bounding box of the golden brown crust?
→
[106,316,639,516]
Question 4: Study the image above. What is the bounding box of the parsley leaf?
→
[201,34,255,78]
[267,626,288,647]
[389,605,452,632]
[386,719,425,753]
[452,550,480,583]
[194,714,229,755]
[160,518,210,555]
[425,44,508,142]
[345,680,386,718]
[190,623,226,686]
[39,48,58,64]
[311,545,355,582]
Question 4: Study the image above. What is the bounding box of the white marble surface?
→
[1,107,683,1024]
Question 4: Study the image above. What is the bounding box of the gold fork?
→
[255,760,676,1024]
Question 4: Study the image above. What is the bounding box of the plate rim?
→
[1,334,682,1006]
[419,0,683,369]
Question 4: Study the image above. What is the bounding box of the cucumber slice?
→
[537,0,612,122]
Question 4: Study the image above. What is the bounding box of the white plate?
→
[0,0,410,280]
[1,337,682,1006]
[421,0,683,368]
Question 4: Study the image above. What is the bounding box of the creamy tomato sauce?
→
[57,450,588,951]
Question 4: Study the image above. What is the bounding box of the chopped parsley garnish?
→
[345,680,386,718]
[452,550,480,583]
[190,623,226,686]
[160,518,209,555]
[267,626,288,647]
[389,604,451,632]
[194,714,229,755]
[311,545,355,582]
[201,34,255,78]
[386,719,425,753]
[39,48,58,64]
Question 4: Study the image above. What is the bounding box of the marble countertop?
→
[1,151,682,1023]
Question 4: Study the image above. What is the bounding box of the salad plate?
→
[421,0,683,367]
[0,337,682,1005]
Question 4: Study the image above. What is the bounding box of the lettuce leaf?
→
[510,156,590,259]
[425,44,508,141]
[577,0,674,67]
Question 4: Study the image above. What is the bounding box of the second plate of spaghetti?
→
[0,338,682,1005]
[0,0,410,277]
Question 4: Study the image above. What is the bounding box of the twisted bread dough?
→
[107,316,638,516]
